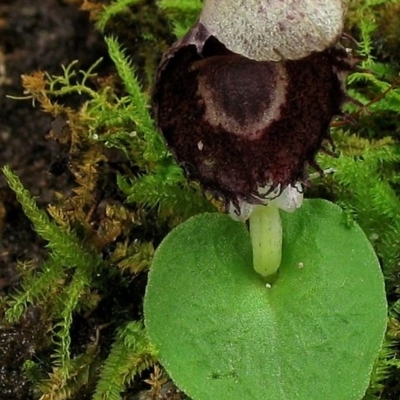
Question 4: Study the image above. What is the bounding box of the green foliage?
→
[348,0,400,61]
[364,339,400,399]
[104,36,167,164]
[22,360,45,391]
[344,0,400,141]
[158,0,202,37]
[117,164,215,222]
[2,167,103,382]
[95,0,143,32]
[93,321,157,400]
[2,167,101,274]
[38,341,101,400]
[145,202,387,400]
[109,239,154,274]
[347,66,400,109]
[315,136,400,277]
[5,259,64,322]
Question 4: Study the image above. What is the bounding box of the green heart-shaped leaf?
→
[144,199,387,400]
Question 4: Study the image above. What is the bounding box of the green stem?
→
[249,204,282,279]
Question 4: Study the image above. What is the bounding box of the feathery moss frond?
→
[51,267,93,378]
[3,166,105,378]
[39,342,100,399]
[363,338,400,399]
[95,0,142,32]
[5,258,64,322]
[158,0,202,37]
[104,36,167,164]
[2,166,102,274]
[117,165,215,222]
[93,321,157,400]
[316,135,400,275]
[109,240,154,274]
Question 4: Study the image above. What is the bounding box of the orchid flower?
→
[153,0,355,278]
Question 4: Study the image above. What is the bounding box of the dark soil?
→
[0,0,108,295]
[0,0,108,397]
